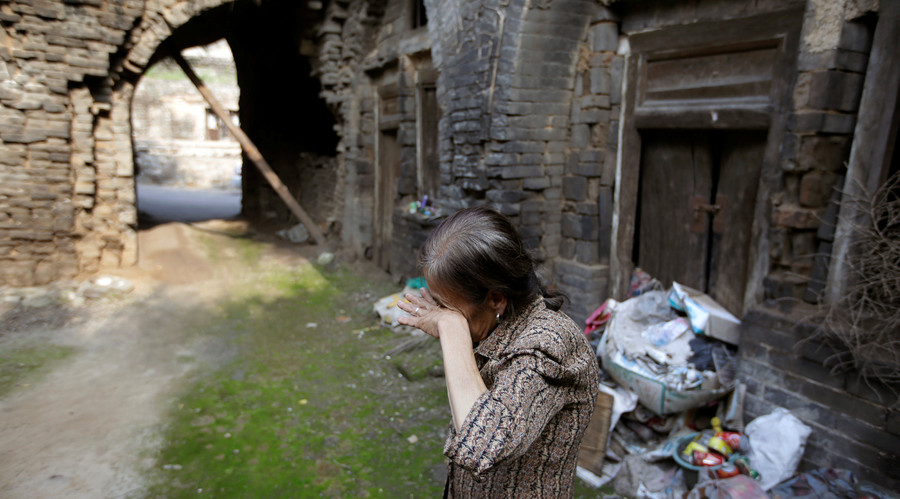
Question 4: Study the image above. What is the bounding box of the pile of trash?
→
[576,270,895,498]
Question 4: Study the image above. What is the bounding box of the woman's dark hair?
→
[419,206,567,319]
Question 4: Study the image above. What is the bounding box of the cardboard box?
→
[669,282,741,345]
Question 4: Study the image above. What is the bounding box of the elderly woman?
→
[398,206,599,497]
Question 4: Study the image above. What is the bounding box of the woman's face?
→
[426,279,504,343]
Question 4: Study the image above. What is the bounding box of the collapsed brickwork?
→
[1,0,898,488]
[0,0,147,286]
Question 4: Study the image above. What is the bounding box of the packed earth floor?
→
[0,220,602,498]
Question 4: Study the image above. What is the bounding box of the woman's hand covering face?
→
[397,287,468,339]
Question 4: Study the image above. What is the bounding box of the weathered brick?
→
[562,176,586,201]
[496,165,543,179]
[772,204,822,229]
[562,213,599,240]
[486,189,528,204]
[589,22,618,52]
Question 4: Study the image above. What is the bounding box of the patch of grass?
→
[144,262,449,497]
[0,344,76,397]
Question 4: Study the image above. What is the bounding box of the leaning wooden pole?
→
[166,45,327,247]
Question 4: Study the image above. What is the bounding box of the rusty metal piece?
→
[690,194,727,234]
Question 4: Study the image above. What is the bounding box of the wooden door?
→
[637,130,765,314]
[375,129,400,270]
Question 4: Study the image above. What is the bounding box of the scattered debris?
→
[373,281,425,334]
[276,223,310,244]
[0,275,135,311]
[317,252,335,265]
[575,269,898,498]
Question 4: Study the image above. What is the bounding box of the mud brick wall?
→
[0,0,146,286]
[737,306,900,490]
[765,5,872,303]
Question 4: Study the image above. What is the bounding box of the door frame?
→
[827,0,900,303]
[610,9,803,314]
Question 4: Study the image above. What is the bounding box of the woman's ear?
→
[487,290,508,316]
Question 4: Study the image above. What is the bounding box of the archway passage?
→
[133,40,242,227]
[134,0,340,229]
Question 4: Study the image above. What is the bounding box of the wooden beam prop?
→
[166,45,327,247]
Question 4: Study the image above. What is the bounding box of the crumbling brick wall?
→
[766,0,872,304]
[424,0,615,322]
[0,0,235,286]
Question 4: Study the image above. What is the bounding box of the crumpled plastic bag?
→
[687,474,768,499]
[373,287,420,333]
[745,408,812,491]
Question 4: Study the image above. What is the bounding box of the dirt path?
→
[0,222,283,498]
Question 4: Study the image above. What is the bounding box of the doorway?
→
[635,130,766,314]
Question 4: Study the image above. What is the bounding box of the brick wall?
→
[0,0,237,286]
[557,10,621,322]
[423,0,614,323]
[766,3,872,303]
[738,305,900,490]
[1,0,145,285]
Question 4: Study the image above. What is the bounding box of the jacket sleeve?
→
[442,349,567,477]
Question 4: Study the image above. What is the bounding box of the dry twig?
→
[808,171,900,399]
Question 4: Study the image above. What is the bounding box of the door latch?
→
[690,194,726,234]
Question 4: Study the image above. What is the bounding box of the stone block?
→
[576,240,600,264]
[610,56,624,104]
[499,164,544,179]
[562,213,599,240]
[798,135,850,173]
[838,20,873,53]
[590,66,610,95]
[570,159,602,178]
[486,189,528,204]
[788,111,825,132]
[575,202,599,216]
[578,95,611,110]
[589,22,618,52]
[822,113,856,134]
[798,49,868,73]
[763,270,808,301]
[519,176,548,190]
[33,259,57,285]
[571,124,590,148]
[799,170,839,207]
[562,176,586,201]
[772,204,822,229]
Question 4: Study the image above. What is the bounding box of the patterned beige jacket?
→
[443,298,600,498]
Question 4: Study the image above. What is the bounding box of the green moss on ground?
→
[143,232,610,497]
[143,259,449,498]
[0,344,75,397]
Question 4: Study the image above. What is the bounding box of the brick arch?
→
[102,0,343,261]
[72,0,238,276]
